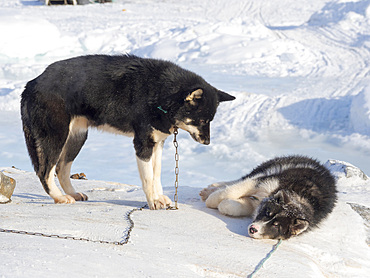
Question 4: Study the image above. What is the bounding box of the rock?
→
[70,173,87,180]
[0,172,16,203]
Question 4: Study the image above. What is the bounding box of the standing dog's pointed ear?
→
[218,90,235,102]
[185,89,203,105]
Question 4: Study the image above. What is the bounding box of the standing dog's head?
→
[248,190,311,240]
[174,87,235,145]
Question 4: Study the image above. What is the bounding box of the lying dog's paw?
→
[70,192,88,201]
[218,199,244,217]
[53,195,76,204]
[149,195,172,210]
[205,190,225,209]
[199,186,219,201]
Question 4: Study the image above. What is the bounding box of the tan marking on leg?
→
[57,122,89,201]
[46,165,73,203]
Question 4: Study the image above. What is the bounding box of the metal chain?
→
[170,126,179,210]
[0,205,147,245]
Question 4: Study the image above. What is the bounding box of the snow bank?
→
[1,0,370,183]
[0,12,77,59]
[350,85,370,135]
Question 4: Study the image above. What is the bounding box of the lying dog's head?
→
[174,88,235,145]
[248,190,310,240]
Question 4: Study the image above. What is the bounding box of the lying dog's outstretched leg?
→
[218,197,259,217]
[204,179,258,209]
[200,179,242,201]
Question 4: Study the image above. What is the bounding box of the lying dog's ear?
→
[291,218,309,236]
[218,90,235,102]
[185,89,203,105]
[274,190,290,204]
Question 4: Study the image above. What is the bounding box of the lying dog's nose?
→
[249,225,258,235]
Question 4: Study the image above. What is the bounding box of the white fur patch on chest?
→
[152,128,170,143]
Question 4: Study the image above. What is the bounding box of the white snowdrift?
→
[0,14,62,58]
[351,85,370,135]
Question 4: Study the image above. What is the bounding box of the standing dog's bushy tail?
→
[21,81,40,174]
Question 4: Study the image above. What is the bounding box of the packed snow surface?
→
[1,163,370,277]
[0,0,370,277]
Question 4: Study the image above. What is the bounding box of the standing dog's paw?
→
[70,192,88,201]
[149,195,172,210]
[53,195,76,204]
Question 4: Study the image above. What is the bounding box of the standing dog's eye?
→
[265,209,270,217]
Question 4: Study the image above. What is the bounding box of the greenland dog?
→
[200,156,337,239]
[21,54,235,209]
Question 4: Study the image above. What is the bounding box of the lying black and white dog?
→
[200,155,337,239]
[21,54,235,209]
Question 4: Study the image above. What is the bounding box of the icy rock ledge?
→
[325,159,368,180]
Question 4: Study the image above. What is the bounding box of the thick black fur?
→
[248,156,337,239]
[21,54,235,206]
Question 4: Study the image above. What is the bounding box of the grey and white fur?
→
[200,155,337,240]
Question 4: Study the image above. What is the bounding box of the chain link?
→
[0,205,147,245]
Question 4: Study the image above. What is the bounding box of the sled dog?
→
[21,54,235,209]
[200,156,337,239]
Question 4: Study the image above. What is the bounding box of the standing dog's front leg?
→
[152,140,172,208]
[136,156,156,209]
[134,133,171,210]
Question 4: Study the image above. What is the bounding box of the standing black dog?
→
[21,54,235,209]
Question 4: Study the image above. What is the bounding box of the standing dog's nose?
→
[249,225,258,235]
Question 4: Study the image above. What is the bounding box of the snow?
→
[0,0,370,277]
[351,85,370,135]
[1,165,370,277]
